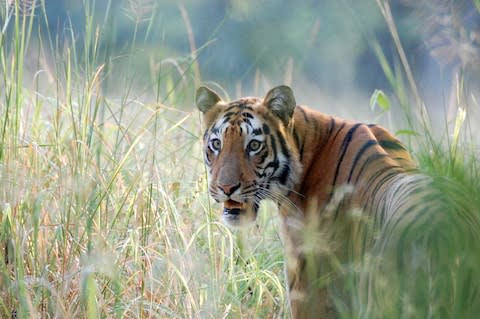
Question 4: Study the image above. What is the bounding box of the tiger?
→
[195,85,421,318]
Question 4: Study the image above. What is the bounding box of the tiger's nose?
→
[218,183,240,196]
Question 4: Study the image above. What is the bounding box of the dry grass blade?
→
[376,0,431,133]
[7,0,38,15]
[402,0,480,72]
[179,4,201,88]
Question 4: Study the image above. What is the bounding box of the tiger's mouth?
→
[222,199,257,227]
[223,199,246,220]
[223,199,245,214]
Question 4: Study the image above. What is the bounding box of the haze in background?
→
[12,0,480,130]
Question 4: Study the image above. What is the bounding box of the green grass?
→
[334,2,480,318]
[0,1,288,318]
[1,1,479,318]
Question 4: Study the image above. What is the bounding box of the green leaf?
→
[395,129,419,136]
[83,273,99,319]
[370,89,391,112]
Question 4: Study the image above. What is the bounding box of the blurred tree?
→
[21,0,476,101]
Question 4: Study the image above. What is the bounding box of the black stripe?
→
[245,124,251,134]
[225,105,240,112]
[270,134,278,159]
[264,159,280,171]
[330,122,346,144]
[228,103,253,111]
[256,170,266,178]
[223,111,235,118]
[330,124,362,191]
[315,117,335,152]
[258,134,278,178]
[327,117,335,137]
[205,151,211,164]
[362,166,401,215]
[327,124,363,211]
[252,128,262,136]
[388,202,423,239]
[368,169,400,199]
[276,165,290,185]
[262,123,270,135]
[242,187,256,195]
[297,106,309,123]
[334,168,397,221]
[379,139,407,151]
[368,170,400,224]
[243,118,252,126]
[242,112,254,119]
[347,140,378,183]
[353,153,388,183]
[258,148,269,165]
[277,132,291,160]
[221,117,231,125]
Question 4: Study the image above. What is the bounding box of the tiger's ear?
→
[263,85,296,126]
[195,86,222,113]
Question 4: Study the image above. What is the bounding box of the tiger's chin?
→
[222,199,258,228]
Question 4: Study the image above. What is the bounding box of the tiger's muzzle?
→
[218,195,258,228]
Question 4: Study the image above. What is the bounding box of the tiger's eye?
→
[210,138,221,151]
[248,140,262,152]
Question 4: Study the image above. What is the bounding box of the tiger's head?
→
[196,85,301,227]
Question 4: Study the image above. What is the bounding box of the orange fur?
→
[289,106,416,213]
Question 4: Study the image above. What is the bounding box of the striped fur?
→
[196,85,420,318]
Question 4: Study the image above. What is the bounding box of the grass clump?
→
[333,2,480,318]
[0,1,287,318]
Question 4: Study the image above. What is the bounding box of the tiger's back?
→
[196,85,418,318]
[280,104,418,318]
[286,104,416,216]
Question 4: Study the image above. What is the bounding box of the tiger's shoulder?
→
[290,105,417,175]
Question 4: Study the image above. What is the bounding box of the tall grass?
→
[0,1,287,318]
[333,1,480,318]
[1,0,479,319]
